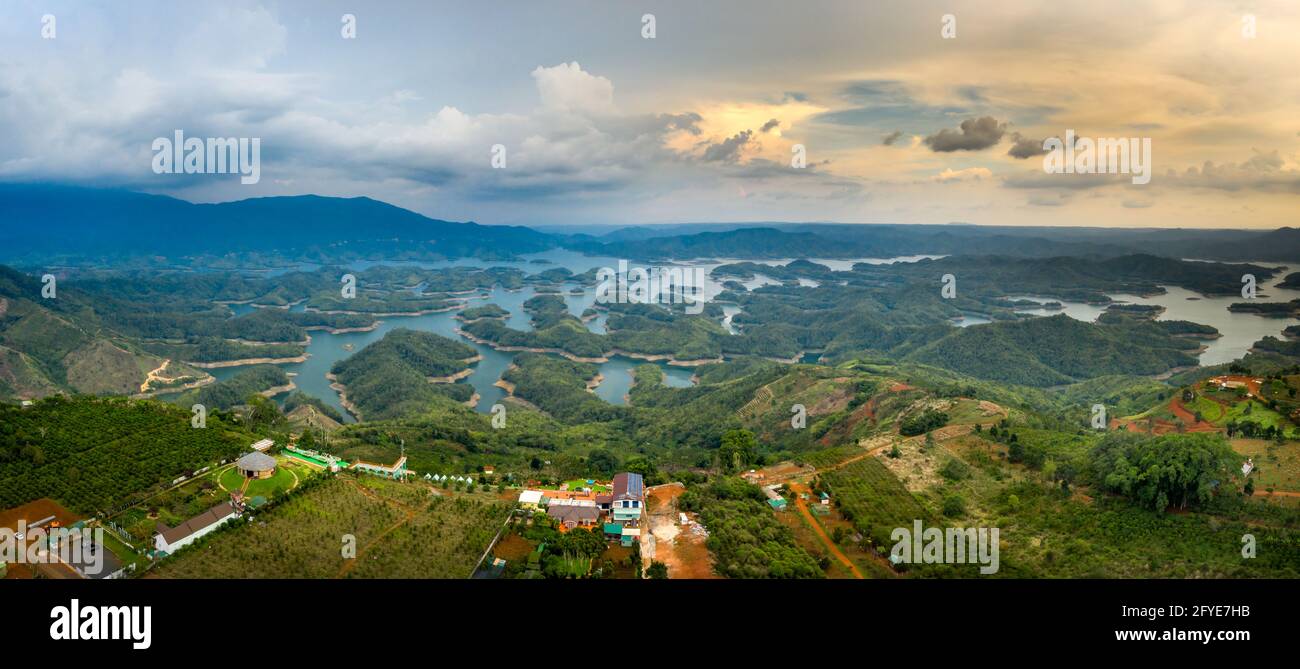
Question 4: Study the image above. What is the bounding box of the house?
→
[483,465,495,476]
[249,438,274,452]
[768,498,788,511]
[236,451,277,480]
[610,472,645,524]
[820,492,831,505]
[154,502,237,555]
[517,490,544,510]
[1242,458,1254,477]
[547,504,600,530]
[620,526,641,547]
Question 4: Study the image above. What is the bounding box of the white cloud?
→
[531,62,616,115]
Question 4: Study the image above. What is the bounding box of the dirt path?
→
[789,482,862,579]
[335,479,420,578]
[1168,397,1219,432]
[139,359,172,392]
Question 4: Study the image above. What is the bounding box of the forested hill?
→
[0,184,554,264]
[902,314,1200,386]
[567,224,1300,262]
[329,329,480,420]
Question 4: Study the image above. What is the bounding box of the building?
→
[236,452,277,479]
[610,472,644,525]
[820,492,831,505]
[768,498,788,511]
[483,465,495,476]
[547,504,600,530]
[350,455,408,479]
[249,438,274,452]
[154,502,237,555]
[517,490,544,510]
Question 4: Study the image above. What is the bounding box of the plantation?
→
[0,396,253,515]
[820,457,932,547]
[153,475,508,579]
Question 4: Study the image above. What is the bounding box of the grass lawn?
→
[218,463,300,498]
[99,527,146,574]
[559,479,608,493]
[1187,395,1227,424]
[1227,400,1296,437]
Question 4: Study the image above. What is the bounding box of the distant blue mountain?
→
[0,184,556,264]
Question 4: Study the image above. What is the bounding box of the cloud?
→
[1007,132,1050,159]
[932,167,993,182]
[702,130,754,163]
[923,116,1007,152]
[530,62,616,115]
[760,119,781,133]
[881,130,903,146]
[1164,150,1300,194]
[1028,193,1070,207]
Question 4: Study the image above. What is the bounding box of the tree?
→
[587,449,620,477]
[718,429,758,473]
[646,561,669,579]
[1091,432,1241,511]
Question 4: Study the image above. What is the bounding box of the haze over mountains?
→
[3,184,1300,266]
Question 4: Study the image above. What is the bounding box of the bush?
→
[939,458,970,481]
[942,494,966,517]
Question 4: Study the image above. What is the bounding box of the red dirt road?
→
[789,482,862,579]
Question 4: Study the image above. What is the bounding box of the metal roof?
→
[236,451,277,472]
[612,472,644,500]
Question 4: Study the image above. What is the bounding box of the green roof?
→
[768,498,787,509]
[603,523,622,534]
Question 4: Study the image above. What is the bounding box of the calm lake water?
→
[1005,264,1299,366]
[201,253,1293,420]
[204,251,935,422]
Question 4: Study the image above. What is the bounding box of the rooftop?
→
[157,502,236,546]
[236,451,277,472]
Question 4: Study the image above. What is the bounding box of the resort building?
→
[249,438,274,452]
[236,452,277,480]
[154,502,237,555]
[547,504,600,529]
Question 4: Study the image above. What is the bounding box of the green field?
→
[153,475,509,579]
[1186,395,1227,424]
[820,457,931,548]
[1227,400,1295,436]
[218,462,302,498]
[1233,439,1300,493]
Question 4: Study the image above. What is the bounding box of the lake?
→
[204,251,940,422]
[203,252,1291,421]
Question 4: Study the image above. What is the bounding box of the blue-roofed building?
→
[610,472,644,524]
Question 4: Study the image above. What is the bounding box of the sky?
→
[1,0,1298,228]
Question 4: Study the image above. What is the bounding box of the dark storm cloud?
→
[702,130,753,162]
[1006,132,1049,159]
[760,118,781,133]
[923,116,1008,152]
[881,130,903,146]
